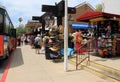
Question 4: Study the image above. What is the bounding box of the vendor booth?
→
[44,25,64,60]
[77,11,120,57]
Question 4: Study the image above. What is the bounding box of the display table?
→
[45,42,59,59]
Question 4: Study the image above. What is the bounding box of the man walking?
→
[34,34,41,54]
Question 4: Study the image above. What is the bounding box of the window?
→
[0,14,3,24]
[5,14,10,34]
[0,14,3,33]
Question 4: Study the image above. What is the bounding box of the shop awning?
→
[76,11,120,22]
[72,23,94,29]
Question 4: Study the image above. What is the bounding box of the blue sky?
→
[0,0,101,28]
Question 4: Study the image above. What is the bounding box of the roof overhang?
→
[76,11,120,22]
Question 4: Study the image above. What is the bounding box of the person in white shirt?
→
[34,34,41,54]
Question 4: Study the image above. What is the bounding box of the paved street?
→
[0,58,9,80]
[5,45,107,82]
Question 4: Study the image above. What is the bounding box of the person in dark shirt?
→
[68,33,74,49]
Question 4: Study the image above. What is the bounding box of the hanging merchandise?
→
[97,20,119,57]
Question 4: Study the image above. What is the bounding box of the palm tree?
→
[18,17,23,27]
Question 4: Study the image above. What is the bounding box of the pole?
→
[64,0,68,72]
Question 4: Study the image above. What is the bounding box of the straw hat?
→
[37,34,40,37]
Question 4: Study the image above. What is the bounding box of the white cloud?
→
[1,0,101,28]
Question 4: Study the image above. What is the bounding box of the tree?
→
[96,4,102,11]
[16,25,26,36]
[18,17,23,23]
[18,17,23,27]
[16,17,26,36]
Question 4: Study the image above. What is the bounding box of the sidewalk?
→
[5,45,107,82]
[90,54,120,70]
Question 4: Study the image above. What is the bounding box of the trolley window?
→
[5,14,10,34]
[0,14,3,33]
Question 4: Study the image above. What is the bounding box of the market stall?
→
[44,25,64,60]
[77,11,120,57]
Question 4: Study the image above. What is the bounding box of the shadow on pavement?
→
[0,57,9,79]
[10,48,24,68]
[109,56,120,60]
[91,54,120,61]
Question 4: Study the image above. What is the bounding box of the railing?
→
[75,39,91,70]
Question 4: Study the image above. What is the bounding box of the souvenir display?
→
[112,38,116,56]
[97,20,119,57]
[116,39,120,55]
